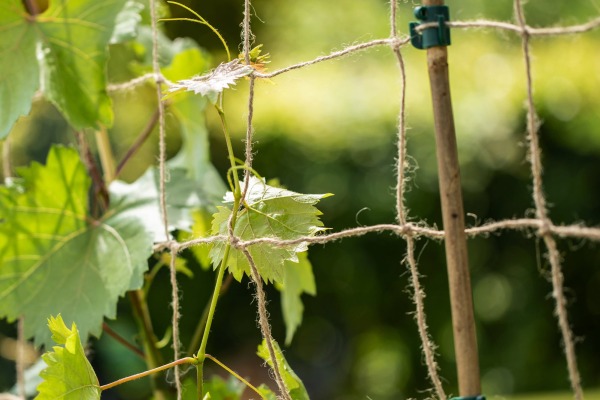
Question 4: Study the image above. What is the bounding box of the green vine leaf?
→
[125,24,226,214]
[0,146,152,347]
[257,339,310,400]
[130,26,206,71]
[209,177,331,284]
[179,209,214,270]
[0,1,39,138]
[278,252,316,346]
[167,94,227,207]
[35,315,101,400]
[109,166,215,242]
[182,375,245,400]
[110,0,145,44]
[256,385,278,400]
[0,0,141,137]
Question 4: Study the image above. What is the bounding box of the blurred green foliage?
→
[1,0,600,399]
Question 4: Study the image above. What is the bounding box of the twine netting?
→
[142,0,600,398]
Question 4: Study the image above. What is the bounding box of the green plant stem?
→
[187,273,234,357]
[164,1,231,61]
[100,357,196,391]
[196,102,244,399]
[204,354,266,399]
[196,252,229,399]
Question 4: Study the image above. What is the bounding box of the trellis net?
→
[142,0,600,399]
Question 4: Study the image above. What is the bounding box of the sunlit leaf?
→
[131,26,202,69]
[110,0,145,44]
[179,209,213,270]
[277,252,316,345]
[181,375,245,400]
[238,44,271,73]
[35,315,100,400]
[0,0,140,137]
[37,0,132,129]
[167,95,227,206]
[210,177,330,283]
[0,0,39,138]
[158,251,193,278]
[257,385,278,400]
[0,146,152,347]
[109,166,212,242]
[162,47,211,82]
[257,339,310,400]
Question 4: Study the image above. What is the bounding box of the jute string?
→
[150,0,182,397]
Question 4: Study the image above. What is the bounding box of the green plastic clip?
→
[409,5,451,49]
[450,396,486,400]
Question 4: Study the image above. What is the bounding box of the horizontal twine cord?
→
[166,219,600,252]
[415,17,600,36]
[110,15,600,93]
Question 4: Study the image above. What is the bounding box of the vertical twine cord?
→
[406,238,446,400]
[242,77,256,201]
[242,248,292,400]
[390,0,398,38]
[150,0,182,397]
[243,0,252,65]
[169,246,183,398]
[513,0,546,220]
[514,1,583,399]
[242,0,252,65]
[390,2,445,398]
[240,3,288,396]
[239,2,288,394]
[241,0,256,200]
[149,0,169,243]
[390,3,408,225]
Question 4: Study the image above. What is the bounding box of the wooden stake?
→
[422,0,481,396]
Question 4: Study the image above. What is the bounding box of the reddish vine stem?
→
[23,0,40,15]
[102,322,145,359]
[75,132,109,216]
[114,107,160,179]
